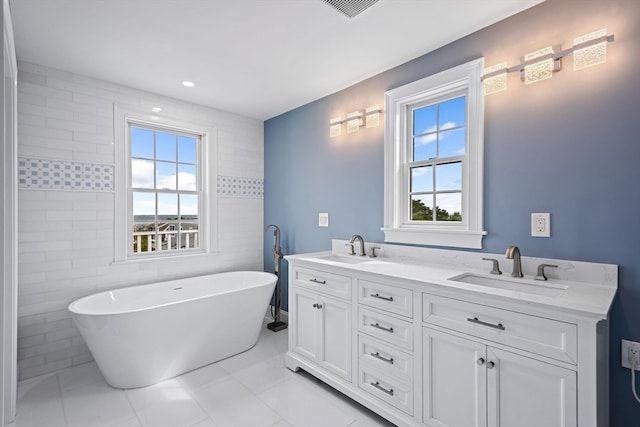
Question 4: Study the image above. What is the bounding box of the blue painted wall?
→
[264,0,640,424]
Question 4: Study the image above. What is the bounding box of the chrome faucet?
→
[349,234,366,256]
[505,246,523,278]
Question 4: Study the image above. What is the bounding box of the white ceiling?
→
[10,0,545,121]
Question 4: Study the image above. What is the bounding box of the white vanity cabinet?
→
[285,251,614,427]
[289,266,352,381]
[422,326,576,427]
[421,292,578,427]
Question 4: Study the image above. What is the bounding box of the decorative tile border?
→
[217,175,263,198]
[18,158,262,198]
[18,157,114,191]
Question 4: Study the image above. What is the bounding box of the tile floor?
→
[13,320,396,427]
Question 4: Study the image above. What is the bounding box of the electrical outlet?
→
[621,339,640,369]
[531,213,551,237]
[318,212,329,227]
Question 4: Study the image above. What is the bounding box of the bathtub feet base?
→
[267,321,288,332]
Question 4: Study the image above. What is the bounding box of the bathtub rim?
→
[68,270,277,316]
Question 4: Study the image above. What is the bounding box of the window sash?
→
[127,123,203,258]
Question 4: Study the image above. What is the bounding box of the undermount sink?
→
[447,272,568,297]
[316,254,371,264]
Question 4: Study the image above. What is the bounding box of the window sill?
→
[381,227,486,249]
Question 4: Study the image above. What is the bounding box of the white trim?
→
[383,58,486,249]
[2,0,17,423]
[113,105,218,264]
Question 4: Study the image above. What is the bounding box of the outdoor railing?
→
[132,230,199,253]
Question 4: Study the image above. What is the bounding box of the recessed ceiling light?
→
[151,107,162,113]
[182,81,195,88]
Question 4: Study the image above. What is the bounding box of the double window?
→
[383,58,486,248]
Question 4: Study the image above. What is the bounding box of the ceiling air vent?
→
[321,0,380,19]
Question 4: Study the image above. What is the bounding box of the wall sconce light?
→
[482,28,614,95]
[346,111,363,134]
[573,28,609,71]
[365,105,382,128]
[483,62,508,95]
[522,46,558,84]
[329,105,383,137]
[329,117,342,138]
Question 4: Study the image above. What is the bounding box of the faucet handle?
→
[369,247,381,258]
[482,258,502,275]
[345,242,356,255]
[535,264,558,281]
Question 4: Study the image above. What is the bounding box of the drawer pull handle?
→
[466,317,505,331]
[370,352,394,364]
[309,278,326,284]
[370,293,394,302]
[371,381,394,396]
[312,303,323,309]
[370,323,394,333]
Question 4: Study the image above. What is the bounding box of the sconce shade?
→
[573,28,608,71]
[483,62,508,95]
[329,117,342,138]
[365,105,381,128]
[346,111,363,133]
[523,46,555,84]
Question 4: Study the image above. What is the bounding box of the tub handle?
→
[370,323,394,333]
[310,278,326,285]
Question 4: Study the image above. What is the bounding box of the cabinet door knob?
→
[487,361,495,369]
[477,357,485,366]
[312,303,323,309]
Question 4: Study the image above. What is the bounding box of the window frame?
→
[114,105,217,263]
[382,58,486,249]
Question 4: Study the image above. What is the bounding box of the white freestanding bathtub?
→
[68,271,276,389]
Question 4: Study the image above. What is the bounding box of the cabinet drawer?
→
[358,308,413,351]
[358,279,413,318]
[359,334,413,384]
[422,293,577,364]
[358,366,413,416]
[293,267,351,300]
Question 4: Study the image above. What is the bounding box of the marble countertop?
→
[285,245,617,320]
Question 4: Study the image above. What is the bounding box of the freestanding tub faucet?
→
[349,234,366,256]
[505,245,523,278]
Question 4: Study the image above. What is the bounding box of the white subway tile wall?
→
[17,62,265,380]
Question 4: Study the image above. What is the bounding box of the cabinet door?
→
[487,347,577,427]
[319,295,352,380]
[423,327,487,427]
[291,289,319,361]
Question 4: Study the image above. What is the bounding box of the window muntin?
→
[409,95,466,223]
[130,125,201,256]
